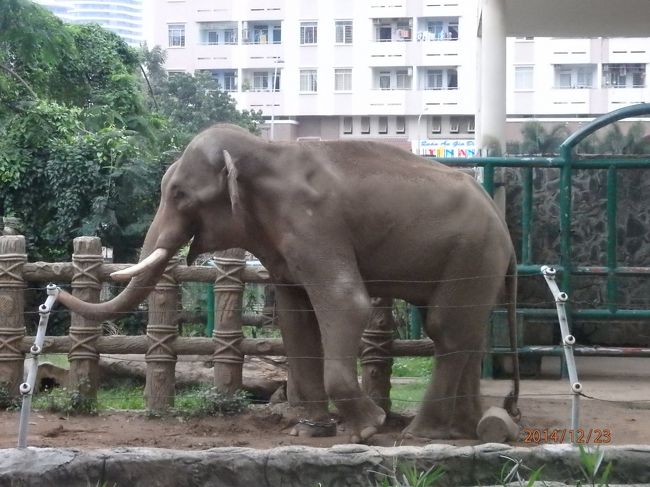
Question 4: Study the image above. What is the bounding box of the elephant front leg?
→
[274,286,333,437]
[309,284,387,443]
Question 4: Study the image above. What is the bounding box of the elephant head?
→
[57,125,256,320]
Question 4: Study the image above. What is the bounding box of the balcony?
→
[193,0,235,19]
[368,42,409,66]
[549,38,591,64]
[233,91,285,117]
[372,18,413,42]
[241,22,282,45]
[548,87,591,114]
[194,44,237,70]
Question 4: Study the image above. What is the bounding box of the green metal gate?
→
[432,103,650,376]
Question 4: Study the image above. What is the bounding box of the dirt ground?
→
[1,390,648,450]
[1,357,648,450]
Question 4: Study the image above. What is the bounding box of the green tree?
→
[519,121,571,155]
[597,121,650,154]
[141,44,264,146]
[0,3,165,261]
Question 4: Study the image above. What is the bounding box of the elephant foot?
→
[339,397,386,443]
[289,418,337,438]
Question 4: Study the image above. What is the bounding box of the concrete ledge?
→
[1,444,650,486]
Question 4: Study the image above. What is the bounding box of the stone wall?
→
[1,444,649,486]
[502,166,650,347]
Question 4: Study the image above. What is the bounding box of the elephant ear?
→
[223,150,241,214]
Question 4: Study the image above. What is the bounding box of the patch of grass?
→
[40,354,70,369]
[0,382,20,410]
[97,384,145,411]
[371,461,445,487]
[578,444,613,487]
[173,386,250,417]
[33,386,97,415]
[391,357,434,378]
[390,380,427,413]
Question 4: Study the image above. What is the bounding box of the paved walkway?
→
[482,356,650,402]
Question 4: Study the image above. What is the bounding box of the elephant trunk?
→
[56,214,179,322]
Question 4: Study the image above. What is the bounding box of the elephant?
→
[58,124,520,442]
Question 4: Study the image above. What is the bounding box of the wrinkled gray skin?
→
[59,124,520,442]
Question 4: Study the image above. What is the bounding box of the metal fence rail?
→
[434,103,650,374]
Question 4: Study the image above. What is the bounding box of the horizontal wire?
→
[28,390,650,408]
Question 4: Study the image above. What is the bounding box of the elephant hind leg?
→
[403,279,499,440]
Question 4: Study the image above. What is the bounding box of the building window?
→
[252,24,269,44]
[199,23,220,45]
[377,24,392,42]
[396,116,406,134]
[361,116,370,134]
[429,116,442,135]
[272,71,281,92]
[425,68,456,90]
[379,71,391,90]
[447,68,458,89]
[224,29,237,44]
[300,21,318,45]
[300,69,318,92]
[396,69,411,90]
[342,116,353,134]
[467,116,475,133]
[426,70,443,90]
[515,66,534,90]
[449,116,460,133]
[576,66,593,88]
[334,68,352,91]
[378,116,388,134]
[272,24,282,43]
[168,24,185,47]
[335,20,353,44]
[602,63,646,88]
[554,65,595,89]
[253,72,269,91]
[223,71,237,92]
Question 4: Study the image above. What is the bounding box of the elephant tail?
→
[503,254,521,421]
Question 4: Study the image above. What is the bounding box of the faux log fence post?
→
[145,256,180,411]
[361,297,395,414]
[212,249,246,394]
[67,237,103,401]
[0,236,27,400]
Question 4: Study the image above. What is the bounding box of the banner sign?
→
[413,139,477,158]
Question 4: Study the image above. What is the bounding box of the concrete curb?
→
[1,444,650,486]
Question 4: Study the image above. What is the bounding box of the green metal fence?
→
[432,103,650,375]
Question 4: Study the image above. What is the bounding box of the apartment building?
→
[36,0,144,46]
[154,0,478,155]
[154,0,649,151]
[506,36,650,141]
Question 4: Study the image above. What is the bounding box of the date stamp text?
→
[522,428,612,444]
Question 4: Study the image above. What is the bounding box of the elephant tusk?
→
[110,248,170,282]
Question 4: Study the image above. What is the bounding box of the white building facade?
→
[36,0,144,46]
[153,0,648,148]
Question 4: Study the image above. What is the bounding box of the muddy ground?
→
[2,356,649,450]
[1,393,647,450]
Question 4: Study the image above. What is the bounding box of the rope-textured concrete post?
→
[145,256,180,411]
[361,297,395,414]
[213,249,246,394]
[68,237,103,402]
[0,236,27,401]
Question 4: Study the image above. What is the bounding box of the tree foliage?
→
[1,1,262,261]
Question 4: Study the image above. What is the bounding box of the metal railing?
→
[433,103,650,372]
